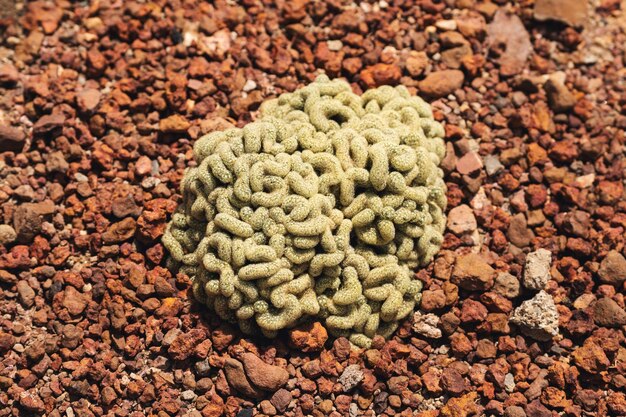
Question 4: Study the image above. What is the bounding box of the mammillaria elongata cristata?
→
[163,75,447,348]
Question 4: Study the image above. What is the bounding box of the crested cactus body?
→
[163,75,446,348]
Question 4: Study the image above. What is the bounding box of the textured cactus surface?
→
[163,75,447,348]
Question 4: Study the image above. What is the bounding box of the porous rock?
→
[523,248,552,291]
[337,364,364,391]
[510,291,559,341]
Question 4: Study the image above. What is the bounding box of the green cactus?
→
[163,75,446,348]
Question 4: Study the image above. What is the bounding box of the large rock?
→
[447,204,477,235]
[509,291,559,341]
[598,250,626,285]
[418,70,464,98]
[241,353,289,392]
[523,248,552,291]
[451,253,496,291]
[0,224,17,246]
[13,206,42,243]
[593,298,626,328]
[224,358,265,399]
[0,125,26,152]
[487,10,532,76]
[534,0,588,27]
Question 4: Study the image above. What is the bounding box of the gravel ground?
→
[1,1,626,417]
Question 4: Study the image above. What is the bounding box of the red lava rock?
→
[0,125,25,152]
[460,299,488,323]
[160,114,190,133]
[418,70,465,98]
[288,321,328,352]
[224,358,265,399]
[0,63,19,84]
[440,391,480,417]
[241,353,289,392]
[360,63,402,87]
[451,253,496,291]
[598,250,626,285]
[32,113,65,134]
[593,298,626,328]
[270,388,292,412]
[456,152,483,175]
[19,390,46,413]
[76,88,101,112]
[168,329,207,361]
[102,217,136,244]
[572,341,610,374]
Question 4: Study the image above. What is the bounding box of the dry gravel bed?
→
[1,1,626,417]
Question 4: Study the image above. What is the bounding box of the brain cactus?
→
[162,75,447,348]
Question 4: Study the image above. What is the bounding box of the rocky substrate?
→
[1,1,626,417]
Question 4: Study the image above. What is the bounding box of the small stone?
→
[406,51,428,77]
[523,248,552,291]
[270,388,292,413]
[62,286,88,315]
[326,40,343,51]
[451,253,496,291]
[436,19,457,31]
[504,373,515,392]
[412,311,442,339]
[418,70,464,98]
[593,298,626,328]
[46,151,69,173]
[456,152,483,175]
[242,79,257,92]
[598,250,626,285]
[360,63,402,87]
[447,204,477,235]
[572,341,610,374]
[102,218,137,244]
[507,213,534,248]
[76,88,102,112]
[33,114,65,134]
[241,353,289,392]
[168,329,206,361]
[135,156,153,176]
[441,367,468,395]
[13,205,42,243]
[440,391,480,417]
[16,280,36,308]
[160,114,190,133]
[493,272,520,299]
[544,78,576,113]
[510,291,559,341]
[0,125,26,152]
[19,390,46,413]
[288,322,328,352]
[421,289,447,311]
[504,405,527,417]
[338,364,364,391]
[484,155,504,176]
[0,225,17,245]
[534,0,588,27]
[0,63,19,84]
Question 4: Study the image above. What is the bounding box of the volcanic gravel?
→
[1,1,626,417]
